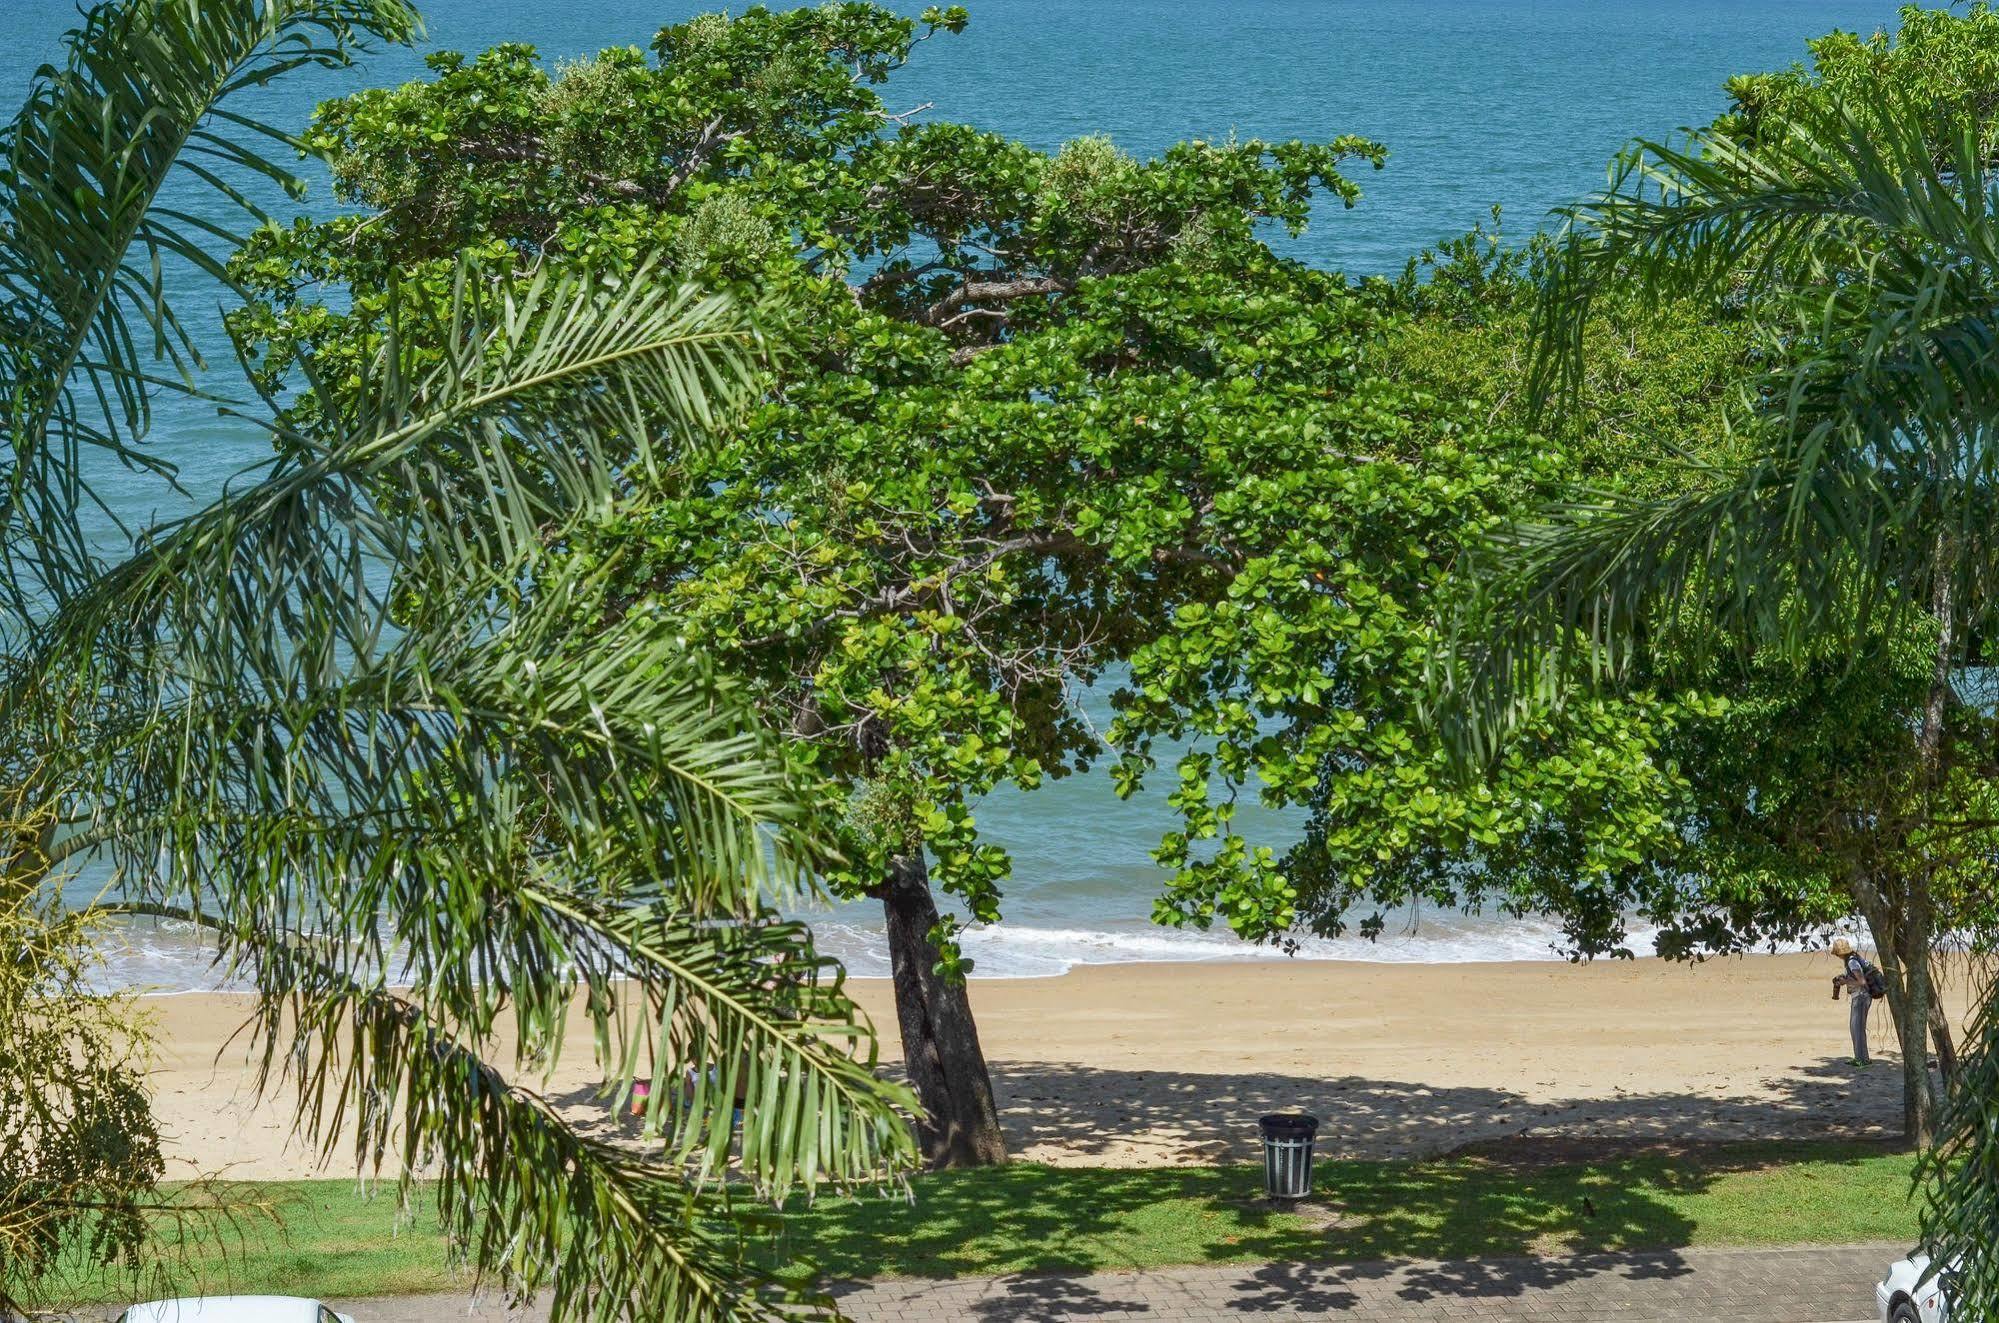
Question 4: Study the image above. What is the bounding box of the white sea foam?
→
[90,910,1670,992]
[92,911,1866,991]
[89,922,248,995]
[803,913,1672,980]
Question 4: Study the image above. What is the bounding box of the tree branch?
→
[916,276,1069,328]
[456,119,745,212]
[739,530,1088,649]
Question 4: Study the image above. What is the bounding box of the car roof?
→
[123,1297,325,1323]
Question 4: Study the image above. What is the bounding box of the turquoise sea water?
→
[11,0,1904,981]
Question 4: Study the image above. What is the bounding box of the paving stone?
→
[823,1242,1898,1323]
[280,1241,1900,1323]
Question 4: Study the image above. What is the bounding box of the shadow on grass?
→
[749,1059,1912,1306]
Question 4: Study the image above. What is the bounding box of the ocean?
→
[9,0,1902,985]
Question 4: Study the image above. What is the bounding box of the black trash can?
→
[1258,1112,1318,1200]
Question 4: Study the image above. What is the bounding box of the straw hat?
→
[1830,936,1856,957]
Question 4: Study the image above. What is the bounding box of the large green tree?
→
[224,1,1397,1167]
[1382,226,1997,1118]
[226,3,1717,1171]
[1351,4,1999,1301]
[1456,7,1999,1153]
[0,1,913,1318]
[1438,0,1999,1212]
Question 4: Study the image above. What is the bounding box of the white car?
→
[1877,1252,1952,1322]
[120,1299,355,1323]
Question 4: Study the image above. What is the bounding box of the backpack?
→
[1861,961,1887,1000]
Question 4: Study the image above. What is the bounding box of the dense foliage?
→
[222,1,1793,1167]
[1460,2,1999,1158]
[1384,229,1999,988]
[0,1,915,1318]
[16,0,1999,1311]
[0,784,163,1314]
[1720,1,1999,149]
[17,0,1999,1307]
[1102,242,1732,954]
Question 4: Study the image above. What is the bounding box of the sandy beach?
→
[141,953,1965,1180]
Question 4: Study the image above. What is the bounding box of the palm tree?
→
[1452,83,1999,1314]
[0,2,914,1319]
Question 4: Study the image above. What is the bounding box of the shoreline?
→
[129,947,1701,999]
[831,945,1824,980]
[123,940,1859,1001]
[106,907,1747,992]
[139,951,1961,1180]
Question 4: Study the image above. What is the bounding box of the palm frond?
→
[1533,87,1999,417]
[1919,969,1999,1315]
[0,0,419,605]
[0,2,911,1315]
[105,909,851,1323]
[13,258,913,1318]
[23,259,755,693]
[1450,87,1999,758]
[71,585,914,1211]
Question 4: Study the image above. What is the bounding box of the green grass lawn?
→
[759,1140,1920,1283]
[40,1142,1920,1306]
[35,1182,459,1308]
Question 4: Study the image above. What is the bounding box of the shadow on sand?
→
[980,1054,1904,1164]
[551,1054,1906,1166]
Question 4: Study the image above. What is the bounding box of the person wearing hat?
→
[1831,936,1874,1067]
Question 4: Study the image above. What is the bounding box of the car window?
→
[318,1308,340,1323]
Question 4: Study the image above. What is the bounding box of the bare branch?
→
[917,276,1069,328]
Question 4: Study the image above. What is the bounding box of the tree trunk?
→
[1897,908,1938,1145]
[1930,990,1958,1090]
[1858,892,1936,1147]
[1893,548,1954,1146]
[879,852,1008,1168]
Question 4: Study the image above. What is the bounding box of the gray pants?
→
[1849,990,1873,1063]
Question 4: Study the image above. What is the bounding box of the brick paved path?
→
[827,1242,1896,1321]
[333,1242,1898,1322]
